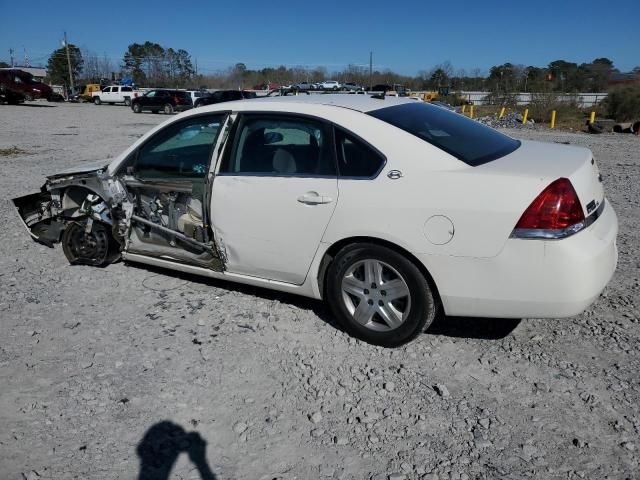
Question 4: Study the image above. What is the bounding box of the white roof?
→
[237,94,416,113]
[1,67,47,78]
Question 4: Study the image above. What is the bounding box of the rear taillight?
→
[512,178,585,239]
[174,96,180,104]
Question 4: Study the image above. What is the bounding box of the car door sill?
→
[122,252,319,298]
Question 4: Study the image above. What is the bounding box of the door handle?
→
[297,192,333,205]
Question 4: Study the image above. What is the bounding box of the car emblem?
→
[387,170,403,180]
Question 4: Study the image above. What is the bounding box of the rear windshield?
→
[174,91,190,99]
[368,102,520,166]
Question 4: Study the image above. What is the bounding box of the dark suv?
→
[193,90,256,108]
[131,89,192,114]
[0,69,53,103]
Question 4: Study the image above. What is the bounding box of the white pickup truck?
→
[92,86,140,106]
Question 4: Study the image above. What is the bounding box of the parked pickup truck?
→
[92,85,140,106]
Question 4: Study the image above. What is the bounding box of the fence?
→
[451,91,608,107]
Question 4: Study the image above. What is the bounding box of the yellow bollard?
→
[499,106,506,119]
[469,105,474,119]
[551,110,556,129]
[589,111,596,124]
[461,104,466,114]
[522,108,529,125]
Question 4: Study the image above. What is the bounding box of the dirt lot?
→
[0,102,638,480]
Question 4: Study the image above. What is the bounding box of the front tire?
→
[163,103,174,114]
[326,243,436,347]
[61,221,119,267]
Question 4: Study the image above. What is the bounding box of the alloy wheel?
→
[341,259,411,332]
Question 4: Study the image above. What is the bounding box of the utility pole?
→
[64,32,75,95]
[369,51,373,90]
[9,48,15,67]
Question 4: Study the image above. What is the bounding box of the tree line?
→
[41,42,639,93]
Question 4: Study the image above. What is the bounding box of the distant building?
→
[0,66,47,81]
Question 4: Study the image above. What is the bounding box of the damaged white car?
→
[13,96,618,346]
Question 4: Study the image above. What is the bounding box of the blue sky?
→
[1,0,638,75]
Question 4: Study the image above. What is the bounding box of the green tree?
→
[47,44,83,85]
[123,42,193,86]
[488,63,517,92]
[584,57,614,91]
[430,68,449,88]
[123,43,147,85]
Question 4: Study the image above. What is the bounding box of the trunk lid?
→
[479,140,605,218]
[440,140,607,258]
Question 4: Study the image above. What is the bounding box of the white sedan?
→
[13,95,618,346]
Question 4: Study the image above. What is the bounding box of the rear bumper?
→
[421,200,618,318]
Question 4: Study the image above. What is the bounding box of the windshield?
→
[368,102,520,166]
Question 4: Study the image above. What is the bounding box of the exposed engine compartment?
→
[13,168,224,271]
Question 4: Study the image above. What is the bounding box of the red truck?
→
[0,69,53,103]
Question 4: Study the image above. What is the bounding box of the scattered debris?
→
[309,412,323,424]
[434,384,450,398]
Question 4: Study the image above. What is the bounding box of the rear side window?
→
[369,102,520,166]
[335,129,385,178]
[122,86,132,92]
[220,115,335,177]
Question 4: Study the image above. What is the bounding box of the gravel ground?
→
[0,102,638,480]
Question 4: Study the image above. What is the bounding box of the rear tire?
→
[124,97,131,106]
[326,243,437,347]
[163,103,174,114]
[94,97,101,105]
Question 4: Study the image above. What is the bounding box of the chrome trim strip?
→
[510,199,606,240]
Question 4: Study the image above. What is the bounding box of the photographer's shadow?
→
[137,421,217,480]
